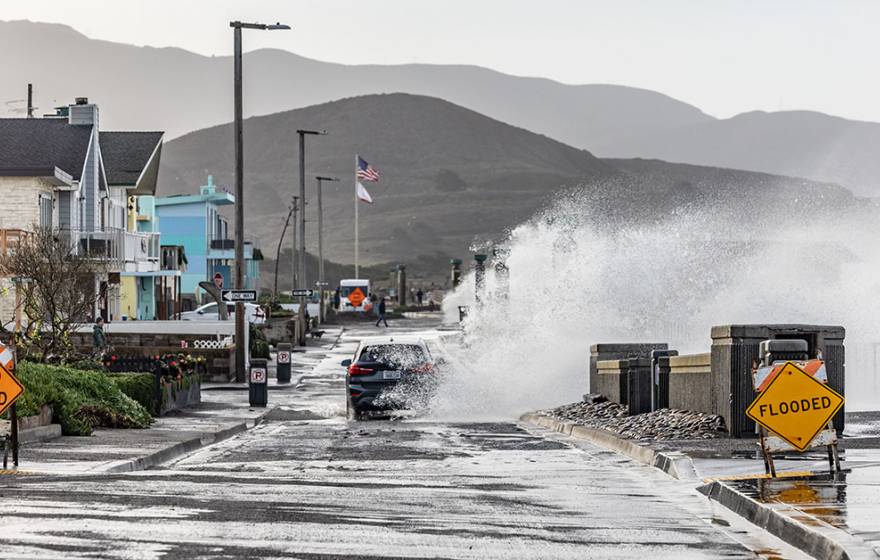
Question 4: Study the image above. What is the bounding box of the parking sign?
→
[277,351,290,364]
[250,367,267,384]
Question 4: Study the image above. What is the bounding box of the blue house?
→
[155,175,262,310]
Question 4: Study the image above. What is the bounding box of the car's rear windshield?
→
[359,344,428,367]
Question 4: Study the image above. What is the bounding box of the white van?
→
[339,279,371,312]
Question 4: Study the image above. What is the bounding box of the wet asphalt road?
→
[0,321,809,559]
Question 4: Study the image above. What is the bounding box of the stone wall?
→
[668,353,713,415]
[595,359,628,404]
[711,324,845,437]
[589,343,667,394]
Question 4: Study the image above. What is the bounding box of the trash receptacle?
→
[276,343,292,383]
[249,358,268,407]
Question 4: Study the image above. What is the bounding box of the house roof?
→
[0,118,92,180]
[100,131,164,193]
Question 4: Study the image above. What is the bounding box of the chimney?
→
[68,97,98,127]
[200,174,217,195]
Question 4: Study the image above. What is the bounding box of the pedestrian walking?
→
[93,317,108,353]
[416,288,424,306]
[375,297,388,327]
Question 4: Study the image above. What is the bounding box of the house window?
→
[39,193,53,229]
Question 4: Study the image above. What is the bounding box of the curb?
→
[18,424,63,445]
[103,416,264,474]
[519,413,698,480]
[698,480,876,560]
[520,412,876,560]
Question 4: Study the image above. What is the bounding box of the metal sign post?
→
[0,342,25,468]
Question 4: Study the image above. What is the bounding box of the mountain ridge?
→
[3,19,878,195]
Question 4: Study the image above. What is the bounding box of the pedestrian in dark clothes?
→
[375,297,388,327]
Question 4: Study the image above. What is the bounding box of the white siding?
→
[0,176,56,230]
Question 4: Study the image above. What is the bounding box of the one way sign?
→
[222,289,257,302]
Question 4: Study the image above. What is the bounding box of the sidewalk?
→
[522,409,880,559]
[12,327,343,475]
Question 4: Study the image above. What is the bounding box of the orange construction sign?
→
[0,342,23,416]
[0,363,24,417]
[348,287,365,307]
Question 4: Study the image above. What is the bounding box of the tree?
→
[0,228,108,362]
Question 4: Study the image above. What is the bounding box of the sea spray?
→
[435,188,880,419]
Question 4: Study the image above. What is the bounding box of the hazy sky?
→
[5,0,879,121]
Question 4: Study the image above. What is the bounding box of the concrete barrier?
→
[711,324,845,437]
[668,353,713,414]
[595,359,628,404]
[626,358,653,414]
[589,343,667,396]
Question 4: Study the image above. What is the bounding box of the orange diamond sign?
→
[746,361,844,452]
[348,287,365,307]
[0,362,24,417]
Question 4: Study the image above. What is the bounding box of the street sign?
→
[291,289,313,297]
[746,361,844,452]
[250,367,267,384]
[277,351,290,364]
[0,363,24,417]
[222,289,257,302]
[348,288,365,307]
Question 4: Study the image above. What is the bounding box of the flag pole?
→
[354,154,359,279]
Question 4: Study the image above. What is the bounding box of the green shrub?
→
[107,373,157,414]
[250,325,270,359]
[14,362,153,436]
[67,358,107,372]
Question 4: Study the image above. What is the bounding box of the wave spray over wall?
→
[435,186,880,420]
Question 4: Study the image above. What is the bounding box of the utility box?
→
[276,342,292,384]
[249,358,268,407]
[711,324,845,437]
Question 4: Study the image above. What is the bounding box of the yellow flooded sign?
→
[0,363,24,416]
[746,362,844,452]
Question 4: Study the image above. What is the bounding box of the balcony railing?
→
[59,228,160,269]
[210,239,234,250]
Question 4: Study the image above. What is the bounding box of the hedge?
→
[13,363,153,436]
[107,373,157,414]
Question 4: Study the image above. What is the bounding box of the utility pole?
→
[316,176,339,322]
[296,130,326,292]
[26,84,34,118]
[230,20,289,382]
[272,197,296,301]
[290,196,299,295]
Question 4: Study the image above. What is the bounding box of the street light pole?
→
[230,20,289,382]
[316,176,339,322]
[291,195,298,294]
[295,129,326,292]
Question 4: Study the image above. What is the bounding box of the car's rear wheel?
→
[346,395,360,421]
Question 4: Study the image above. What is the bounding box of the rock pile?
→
[538,400,726,441]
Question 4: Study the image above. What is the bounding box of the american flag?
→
[356,155,380,182]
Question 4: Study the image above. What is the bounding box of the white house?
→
[0,97,164,324]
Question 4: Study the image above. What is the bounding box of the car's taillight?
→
[348,364,374,376]
[412,363,434,374]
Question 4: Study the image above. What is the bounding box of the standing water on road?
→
[436,185,880,419]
